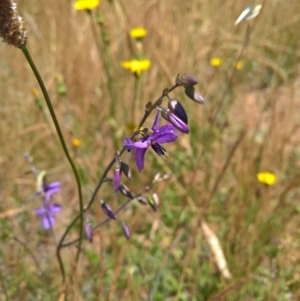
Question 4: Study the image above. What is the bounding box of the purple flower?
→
[35,176,61,230]
[35,204,61,230]
[42,181,61,202]
[124,112,179,171]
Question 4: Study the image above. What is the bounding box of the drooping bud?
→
[153,172,162,184]
[168,112,190,134]
[168,99,188,124]
[157,105,189,134]
[136,194,148,205]
[0,0,27,48]
[113,167,122,195]
[121,222,131,240]
[113,155,122,195]
[84,221,93,242]
[100,200,116,220]
[185,87,204,105]
[120,161,132,180]
[176,73,198,87]
[118,184,134,199]
[148,193,160,211]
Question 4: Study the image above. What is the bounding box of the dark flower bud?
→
[85,222,93,242]
[100,200,116,220]
[136,194,148,205]
[120,162,132,180]
[118,184,134,199]
[185,87,204,105]
[176,73,198,87]
[121,222,131,240]
[168,99,188,124]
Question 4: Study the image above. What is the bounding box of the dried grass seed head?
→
[0,0,27,48]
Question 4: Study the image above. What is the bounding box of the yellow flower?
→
[129,27,147,39]
[257,172,277,186]
[235,61,244,70]
[121,59,151,76]
[210,57,223,67]
[74,0,100,10]
[72,138,81,147]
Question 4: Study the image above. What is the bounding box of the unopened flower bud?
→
[168,112,190,134]
[185,87,204,105]
[176,73,198,87]
[168,99,188,124]
[148,193,160,211]
[153,172,162,183]
[119,184,134,199]
[136,194,148,205]
[121,222,131,240]
[113,167,122,195]
[100,200,116,220]
[121,161,132,180]
[85,222,93,242]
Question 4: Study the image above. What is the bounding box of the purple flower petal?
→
[135,147,147,171]
[35,207,46,215]
[41,214,55,230]
[151,111,160,131]
[124,138,136,150]
[48,204,62,214]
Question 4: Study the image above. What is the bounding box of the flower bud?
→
[100,200,116,220]
[168,99,188,124]
[136,194,148,205]
[118,184,134,199]
[148,193,160,211]
[113,167,122,195]
[185,87,204,105]
[168,112,190,134]
[176,73,198,87]
[121,161,132,180]
[84,222,93,242]
[121,222,131,240]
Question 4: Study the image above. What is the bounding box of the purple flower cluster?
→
[35,180,61,230]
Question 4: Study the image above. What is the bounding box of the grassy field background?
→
[1,0,300,300]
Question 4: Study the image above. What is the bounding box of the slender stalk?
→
[21,44,84,282]
[57,83,179,249]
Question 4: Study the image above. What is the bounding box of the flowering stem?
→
[20,44,84,282]
[58,83,179,247]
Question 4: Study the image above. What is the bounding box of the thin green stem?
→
[21,44,84,282]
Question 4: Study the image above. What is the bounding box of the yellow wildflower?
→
[74,0,100,10]
[235,61,244,70]
[121,59,151,76]
[210,57,223,67]
[72,138,81,147]
[129,27,147,39]
[257,172,276,186]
